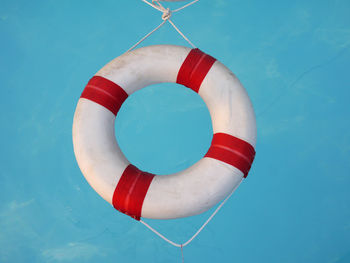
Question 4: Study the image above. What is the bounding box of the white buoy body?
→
[73,45,256,219]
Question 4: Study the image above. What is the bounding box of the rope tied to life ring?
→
[127,0,199,52]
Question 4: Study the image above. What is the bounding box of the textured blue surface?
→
[1,0,350,262]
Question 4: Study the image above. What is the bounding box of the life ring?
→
[73,45,256,220]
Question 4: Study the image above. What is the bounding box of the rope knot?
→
[126,0,198,52]
[161,8,172,20]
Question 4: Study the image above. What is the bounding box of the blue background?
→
[1,0,350,262]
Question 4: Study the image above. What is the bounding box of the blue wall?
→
[1,0,350,262]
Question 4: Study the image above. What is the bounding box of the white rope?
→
[140,179,243,249]
[127,0,199,52]
[168,19,196,48]
[152,0,166,11]
[140,220,182,247]
[126,20,167,53]
[173,0,200,13]
[142,0,163,12]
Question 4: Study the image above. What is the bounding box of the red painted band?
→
[81,76,128,116]
[205,133,256,178]
[176,49,216,93]
[112,164,155,220]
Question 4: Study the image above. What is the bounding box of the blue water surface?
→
[1,0,350,262]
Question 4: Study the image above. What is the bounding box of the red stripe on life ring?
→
[177,49,216,93]
[81,76,128,116]
[205,133,256,178]
[112,165,155,220]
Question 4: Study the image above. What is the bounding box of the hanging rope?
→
[127,1,243,261]
[127,0,199,52]
[140,179,243,261]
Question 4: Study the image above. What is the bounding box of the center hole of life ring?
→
[115,82,213,175]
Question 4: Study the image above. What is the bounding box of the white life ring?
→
[73,45,256,220]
